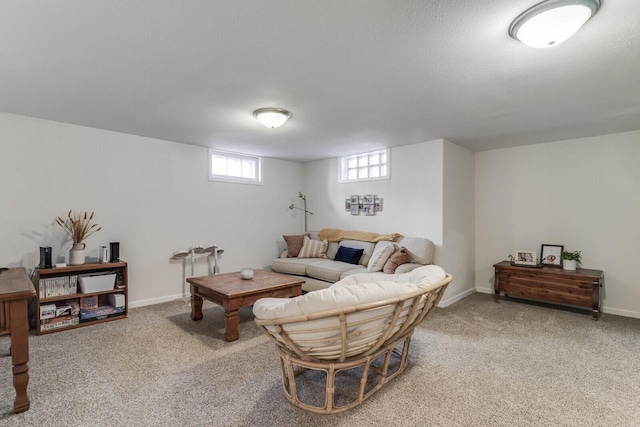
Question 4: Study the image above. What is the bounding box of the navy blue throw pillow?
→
[334,246,364,265]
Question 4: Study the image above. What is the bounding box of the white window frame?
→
[338,148,390,183]
[208,149,263,185]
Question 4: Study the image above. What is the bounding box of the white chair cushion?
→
[254,265,445,319]
[253,265,447,360]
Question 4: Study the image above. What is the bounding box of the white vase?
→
[563,259,577,271]
[69,243,86,265]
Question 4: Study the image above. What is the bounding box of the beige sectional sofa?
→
[271,231,436,292]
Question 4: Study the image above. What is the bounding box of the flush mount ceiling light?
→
[509,0,601,48]
[253,107,292,128]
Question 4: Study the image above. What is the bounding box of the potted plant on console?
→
[55,210,101,265]
[561,250,582,271]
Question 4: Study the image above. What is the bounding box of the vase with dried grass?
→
[55,210,102,265]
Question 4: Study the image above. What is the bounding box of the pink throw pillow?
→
[283,233,310,257]
[383,247,410,274]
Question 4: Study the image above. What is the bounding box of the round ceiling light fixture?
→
[253,107,292,128]
[509,0,601,48]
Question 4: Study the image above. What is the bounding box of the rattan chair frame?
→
[255,273,452,414]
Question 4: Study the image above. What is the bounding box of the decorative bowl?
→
[240,268,254,280]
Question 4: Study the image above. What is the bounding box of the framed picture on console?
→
[540,244,563,267]
[513,250,537,265]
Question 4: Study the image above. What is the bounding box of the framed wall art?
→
[540,244,563,266]
[374,197,383,212]
[363,204,375,216]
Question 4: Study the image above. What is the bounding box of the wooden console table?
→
[0,267,36,413]
[493,261,603,319]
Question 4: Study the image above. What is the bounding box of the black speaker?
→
[109,242,120,262]
[39,246,52,268]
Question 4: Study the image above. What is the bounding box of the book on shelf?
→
[80,295,98,311]
[41,314,74,324]
[79,305,125,322]
[40,316,79,331]
[39,275,78,298]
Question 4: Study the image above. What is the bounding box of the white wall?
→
[475,130,640,318]
[304,139,477,306]
[0,112,303,306]
[304,140,444,245]
[441,140,475,305]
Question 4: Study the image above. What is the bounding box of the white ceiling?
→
[1,1,639,163]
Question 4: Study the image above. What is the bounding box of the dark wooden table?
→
[494,261,603,319]
[187,270,304,341]
[0,267,36,413]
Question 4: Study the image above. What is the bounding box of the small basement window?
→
[209,149,263,184]
[339,149,390,183]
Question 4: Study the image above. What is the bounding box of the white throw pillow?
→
[297,236,328,258]
[367,243,396,272]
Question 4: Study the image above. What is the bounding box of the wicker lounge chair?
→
[253,265,452,414]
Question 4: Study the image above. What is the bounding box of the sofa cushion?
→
[339,267,368,279]
[383,247,411,274]
[298,236,328,258]
[326,241,340,259]
[337,240,375,266]
[334,246,364,265]
[283,233,310,257]
[367,242,396,272]
[306,260,362,283]
[396,236,435,265]
[271,257,318,276]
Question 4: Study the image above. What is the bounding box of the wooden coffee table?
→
[187,269,304,341]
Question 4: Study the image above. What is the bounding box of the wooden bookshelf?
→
[33,262,128,334]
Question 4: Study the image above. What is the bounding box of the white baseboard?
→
[129,288,640,320]
[600,306,640,319]
[438,287,476,308]
[129,293,187,309]
[474,286,640,319]
[475,286,493,295]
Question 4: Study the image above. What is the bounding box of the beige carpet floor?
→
[1,293,639,426]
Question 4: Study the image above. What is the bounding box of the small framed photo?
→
[350,195,359,204]
[363,194,374,204]
[513,250,537,265]
[374,197,383,212]
[350,204,360,215]
[363,204,375,216]
[345,199,352,211]
[540,244,563,267]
